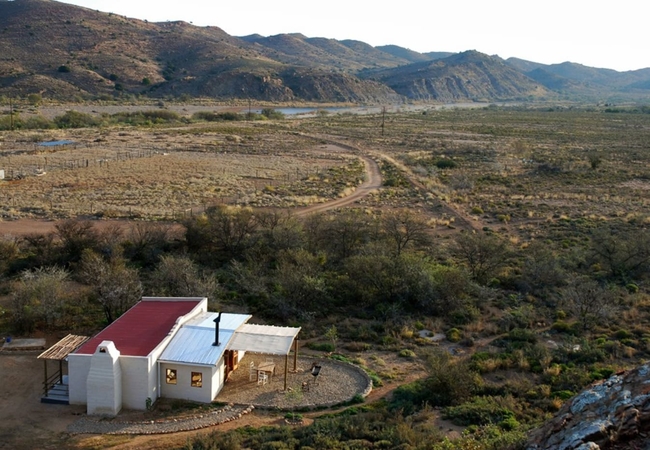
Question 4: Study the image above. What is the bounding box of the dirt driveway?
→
[0,352,84,450]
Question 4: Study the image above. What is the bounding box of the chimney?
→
[212,312,222,346]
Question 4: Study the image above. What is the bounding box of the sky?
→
[57,0,647,72]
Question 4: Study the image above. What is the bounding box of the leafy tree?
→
[78,250,142,323]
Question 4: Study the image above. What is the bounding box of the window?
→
[191,371,202,388]
[166,368,177,385]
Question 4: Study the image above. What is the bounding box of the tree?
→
[185,206,258,263]
[79,250,142,323]
[381,209,431,256]
[55,219,99,265]
[453,231,509,284]
[560,277,617,332]
[590,226,650,281]
[149,255,219,300]
[12,266,69,332]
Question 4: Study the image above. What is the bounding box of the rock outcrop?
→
[527,364,650,450]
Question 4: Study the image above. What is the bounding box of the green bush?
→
[54,110,99,128]
[58,65,71,73]
[436,159,458,169]
[307,342,335,352]
[446,328,462,342]
[443,396,516,426]
[192,111,244,122]
[398,349,416,358]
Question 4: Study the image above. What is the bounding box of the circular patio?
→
[216,354,372,409]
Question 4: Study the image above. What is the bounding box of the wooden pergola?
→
[37,334,89,402]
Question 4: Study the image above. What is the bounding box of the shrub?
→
[57,65,71,73]
[54,110,98,128]
[398,349,416,358]
[436,159,458,169]
[307,342,335,352]
[471,206,484,214]
[443,396,516,426]
[446,328,462,342]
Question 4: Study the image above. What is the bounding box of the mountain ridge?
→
[1,0,648,102]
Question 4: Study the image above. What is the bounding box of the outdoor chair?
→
[257,370,268,386]
[310,364,322,385]
[249,361,257,381]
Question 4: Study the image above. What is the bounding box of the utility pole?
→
[381,106,386,136]
[9,97,14,131]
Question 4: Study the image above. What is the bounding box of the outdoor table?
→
[257,362,275,378]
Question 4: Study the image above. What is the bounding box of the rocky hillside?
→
[364,50,549,102]
[527,364,650,449]
[1,0,648,102]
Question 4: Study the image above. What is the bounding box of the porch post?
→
[43,360,48,397]
[59,360,63,384]
[284,354,288,391]
[293,339,298,372]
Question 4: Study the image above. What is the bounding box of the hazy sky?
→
[57,0,647,72]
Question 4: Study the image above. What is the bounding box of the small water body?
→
[38,140,75,147]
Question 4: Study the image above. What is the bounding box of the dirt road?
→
[294,154,381,216]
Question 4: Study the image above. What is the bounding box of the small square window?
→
[166,368,177,385]
[191,372,202,388]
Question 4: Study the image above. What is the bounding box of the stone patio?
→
[216,354,372,409]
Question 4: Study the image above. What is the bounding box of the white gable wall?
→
[68,354,91,405]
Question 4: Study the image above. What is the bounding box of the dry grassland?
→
[0,124,364,219]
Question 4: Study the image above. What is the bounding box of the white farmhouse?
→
[50,297,300,415]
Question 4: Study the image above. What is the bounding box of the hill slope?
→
[365,50,549,101]
[2,0,647,102]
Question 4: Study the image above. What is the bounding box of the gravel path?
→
[67,404,254,435]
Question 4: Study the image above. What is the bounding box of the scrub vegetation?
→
[1,104,650,449]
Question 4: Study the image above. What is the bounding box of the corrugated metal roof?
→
[74,298,203,357]
[159,326,233,366]
[185,312,252,331]
[158,312,250,366]
[227,324,301,356]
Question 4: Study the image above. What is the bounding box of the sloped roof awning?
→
[38,334,90,361]
[227,324,301,356]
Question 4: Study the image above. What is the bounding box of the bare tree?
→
[590,226,650,281]
[12,266,69,332]
[453,231,509,285]
[561,277,617,332]
[149,254,219,300]
[382,209,431,256]
[79,250,142,323]
[55,219,99,264]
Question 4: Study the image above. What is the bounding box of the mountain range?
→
[1,0,649,103]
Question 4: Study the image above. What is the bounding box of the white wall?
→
[210,359,225,400]
[68,354,91,405]
[160,362,218,403]
[120,356,149,410]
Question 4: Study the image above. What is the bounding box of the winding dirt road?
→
[294,153,382,216]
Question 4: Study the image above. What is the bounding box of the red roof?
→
[75,300,201,357]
